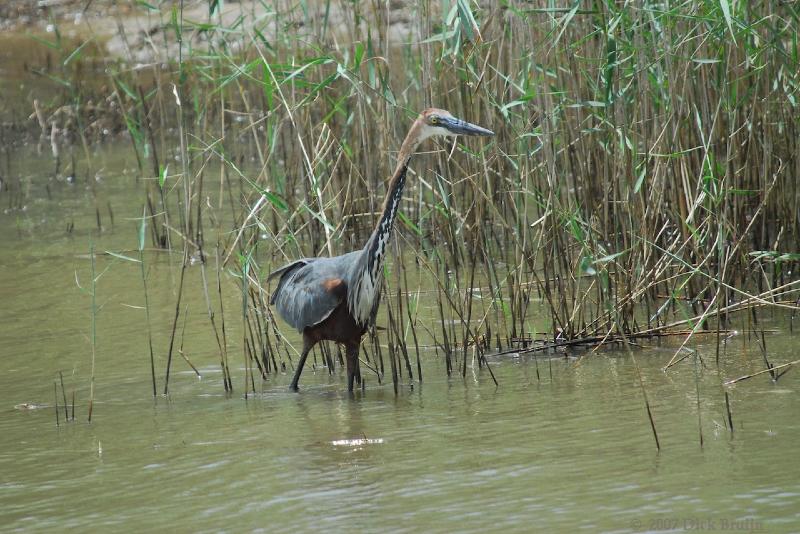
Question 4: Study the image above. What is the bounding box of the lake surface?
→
[1,143,799,532]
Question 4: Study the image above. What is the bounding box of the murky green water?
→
[2,142,799,532]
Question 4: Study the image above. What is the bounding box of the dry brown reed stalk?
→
[163,244,188,395]
[724,358,800,386]
[388,249,414,382]
[400,257,423,383]
[53,382,59,427]
[196,242,232,391]
[694,353,704,448]
[216,245,233,391]
[618,328,661,451]
[59,371,68,422]
[724,391,734,435]
[386,297,401,394]
[88,244,96,422]
[178,305,202,379]
[135,208,158,396]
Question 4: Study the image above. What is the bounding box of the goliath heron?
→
[268,108,494,391]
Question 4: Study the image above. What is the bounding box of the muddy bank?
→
[2,0,421,64]
[0,0,424,145]
[0,0,134,31]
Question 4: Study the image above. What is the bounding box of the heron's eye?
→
[430,116,439,125]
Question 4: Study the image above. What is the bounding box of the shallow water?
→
[1,141,799,532]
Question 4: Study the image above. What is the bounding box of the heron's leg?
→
[354,346,362,386]
[345,343,360,392]
[290,335,315,392]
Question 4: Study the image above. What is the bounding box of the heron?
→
[268,108,494,392]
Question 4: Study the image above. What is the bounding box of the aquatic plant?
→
[4,0,799,398]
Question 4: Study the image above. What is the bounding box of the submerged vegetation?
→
[2,0,799,400]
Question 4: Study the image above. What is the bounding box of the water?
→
[2,342,799,532]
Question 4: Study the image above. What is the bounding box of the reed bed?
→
[3,0,799,395]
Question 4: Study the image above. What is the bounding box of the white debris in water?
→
[331,438,384,447]
[14,403,49,411]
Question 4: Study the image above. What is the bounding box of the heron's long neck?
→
[347,122,422,324]
[362,125,422,280]
[363,157,410,279]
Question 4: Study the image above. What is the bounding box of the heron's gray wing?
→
[267,258,316,283]
[268,256,350,332]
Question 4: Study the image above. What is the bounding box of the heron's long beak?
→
[441,116,495,136]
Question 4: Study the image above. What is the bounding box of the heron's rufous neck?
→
[393,117,426,174]
[367,116,425,250]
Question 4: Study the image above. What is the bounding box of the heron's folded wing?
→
[269,259,347,332]
[267,258,316,283]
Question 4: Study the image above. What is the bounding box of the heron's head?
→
[416,108,494,142]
